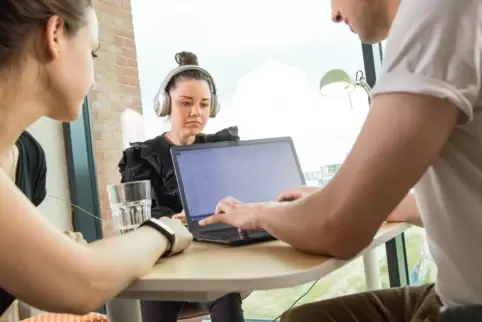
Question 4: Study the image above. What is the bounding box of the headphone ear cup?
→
[210,94,220,118]
[158,93,171,117]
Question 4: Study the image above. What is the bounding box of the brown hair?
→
[0,0,93,68]
[166,51,212,92]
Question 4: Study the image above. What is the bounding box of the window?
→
[132,1,431,320]
[133,0,369,178]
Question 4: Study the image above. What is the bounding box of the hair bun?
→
[175,51,199,66]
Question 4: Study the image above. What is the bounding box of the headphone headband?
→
[159,65,217,95]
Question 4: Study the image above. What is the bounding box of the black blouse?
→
[0,131,47,315]
[119,126,240,219]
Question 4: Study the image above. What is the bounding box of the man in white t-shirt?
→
[199,0,482,320]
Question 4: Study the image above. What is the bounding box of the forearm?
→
[82,227,168,310]
[386,193,423,227]
[0,172,171,314]
[259,186,388,259]
[7,227,167,315]
[258,201,336,256]
[256,191,420,259]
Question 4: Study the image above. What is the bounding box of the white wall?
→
[27,118,72,231]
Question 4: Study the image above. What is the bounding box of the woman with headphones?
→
[119,51,245,322]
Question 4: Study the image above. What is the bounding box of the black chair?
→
[440,305,482,321]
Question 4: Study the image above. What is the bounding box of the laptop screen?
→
[173,139,305,222]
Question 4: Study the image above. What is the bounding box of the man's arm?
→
[258,93,458,258]
[257,0,481,258]
[201,0,479,258]
[386,193,423,227]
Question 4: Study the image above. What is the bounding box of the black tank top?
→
[0,131,47,315]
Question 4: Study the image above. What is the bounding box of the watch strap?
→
[139,218,176,257]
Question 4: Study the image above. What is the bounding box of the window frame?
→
[63,96,103,243]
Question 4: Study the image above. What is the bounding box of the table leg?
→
[362,249,382,290]
[106,299,141,322]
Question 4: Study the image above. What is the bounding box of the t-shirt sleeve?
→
[371,0,482,124]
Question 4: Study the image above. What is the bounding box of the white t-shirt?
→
[371,0,482,306]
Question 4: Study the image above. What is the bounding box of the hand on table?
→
[199,197,279,230]
[172,211,186,224]
[158,217,193,254]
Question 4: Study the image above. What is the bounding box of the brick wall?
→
[91,0,142,235]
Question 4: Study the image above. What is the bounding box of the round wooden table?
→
[107,223,410,322]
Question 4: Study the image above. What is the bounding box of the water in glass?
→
[110,199,152,234]
[107,180,152,235]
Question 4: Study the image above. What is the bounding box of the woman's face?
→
[169,78,211,137]
[42,7,99,122]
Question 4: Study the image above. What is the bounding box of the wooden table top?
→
[120,222,410,299]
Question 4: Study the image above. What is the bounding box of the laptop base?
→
[195,229,276,246]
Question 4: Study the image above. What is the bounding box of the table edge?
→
[119,223,410,297]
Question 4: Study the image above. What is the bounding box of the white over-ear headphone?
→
[153,65,220,118]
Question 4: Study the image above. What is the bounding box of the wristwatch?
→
[139,218,176,257]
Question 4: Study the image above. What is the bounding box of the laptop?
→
[171,137,306,245]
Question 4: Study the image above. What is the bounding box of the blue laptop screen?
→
[173,140,305,221]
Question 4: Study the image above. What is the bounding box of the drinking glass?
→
[107,180,152,235]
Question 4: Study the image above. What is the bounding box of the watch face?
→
[154,218,175,235]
